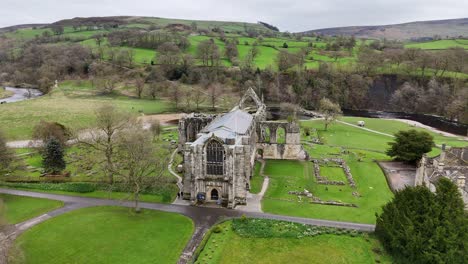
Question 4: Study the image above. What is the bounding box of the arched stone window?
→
[206,140,224,175]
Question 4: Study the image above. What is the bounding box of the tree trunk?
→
[134,192,141,213]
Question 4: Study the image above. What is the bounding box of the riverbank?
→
[0,88,14,99]
[0,87,43,103]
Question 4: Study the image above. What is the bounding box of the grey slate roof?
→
[191,109,253,145]
[201,109,253,135]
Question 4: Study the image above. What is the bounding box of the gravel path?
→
[0,188,375,263]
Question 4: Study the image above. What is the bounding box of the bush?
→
[213,225,223,233]
[231,218,361,239]
[0,182,96,193]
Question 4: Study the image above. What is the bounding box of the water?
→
[0,87,43,103]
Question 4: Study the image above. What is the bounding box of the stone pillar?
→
[270,128,277,144]
[457,175,466,189]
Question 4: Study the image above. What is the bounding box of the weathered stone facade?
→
[416,147,468,209]
[179,88,306,208]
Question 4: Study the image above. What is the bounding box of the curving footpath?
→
[0,188,375,264]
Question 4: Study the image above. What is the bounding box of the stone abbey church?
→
[178,89,307,208]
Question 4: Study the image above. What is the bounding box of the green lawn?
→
[302,120,392,152]
[340,116,468,157]
[12,206,193,264]
[249,162,263,194]
[195,221,391,264]
[260,117,462,224]
[261,156,393,224]
[0,194,63,224]
[0,88,14,99]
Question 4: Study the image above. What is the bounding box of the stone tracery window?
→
[206,140,224,175]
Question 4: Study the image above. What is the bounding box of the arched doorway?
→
[210,189,219,200]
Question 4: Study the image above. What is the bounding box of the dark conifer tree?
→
[42,137,66,174]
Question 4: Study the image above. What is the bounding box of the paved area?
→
[378,161,416,191]
[168,149,191,206]
[236,160,269,213]
[0,188,375,263]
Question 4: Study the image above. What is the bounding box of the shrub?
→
[0,182,95,193]
[213,225,223,233]
[231,218,361,239]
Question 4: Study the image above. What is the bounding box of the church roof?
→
[201,109,253,135]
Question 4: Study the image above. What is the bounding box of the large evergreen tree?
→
[375,178,467,264]
[386,129,434,162]
[42,137,66,174]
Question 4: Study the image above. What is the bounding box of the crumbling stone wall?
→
[257,121,307,160]
[178,113,216,148]
[416,147,468,209]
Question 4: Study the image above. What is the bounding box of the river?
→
[0,87,43,103]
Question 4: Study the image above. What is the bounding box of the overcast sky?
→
[0,0,466,31]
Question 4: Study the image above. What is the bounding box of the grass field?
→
[249,162,263,194]
[258,117,467,223]
[12,206,193,264]
[0,88,14,99]
[0,83,172,140]
[195,221,391,264]
[405,39,468,50]
[261,156,393,224]
[0,194,63,224]
[340,117,468,149]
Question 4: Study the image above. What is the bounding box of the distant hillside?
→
[303,18,468,40]
[29,16,276,34]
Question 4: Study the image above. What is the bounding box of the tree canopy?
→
[375,178,467,264]
[386,129,434,162]
[42,138,66,174]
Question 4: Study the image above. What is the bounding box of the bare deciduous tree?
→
[80,105,133,183]
[149,119,161,140]
[135,78,145,99]
[318,98,342,131]
[193,87,206,111]
[113,125,169,212]
[146,82,159,100]
[208,83,220,110]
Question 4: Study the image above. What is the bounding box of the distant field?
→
[405,39,468,50]
[0,82,172,140]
